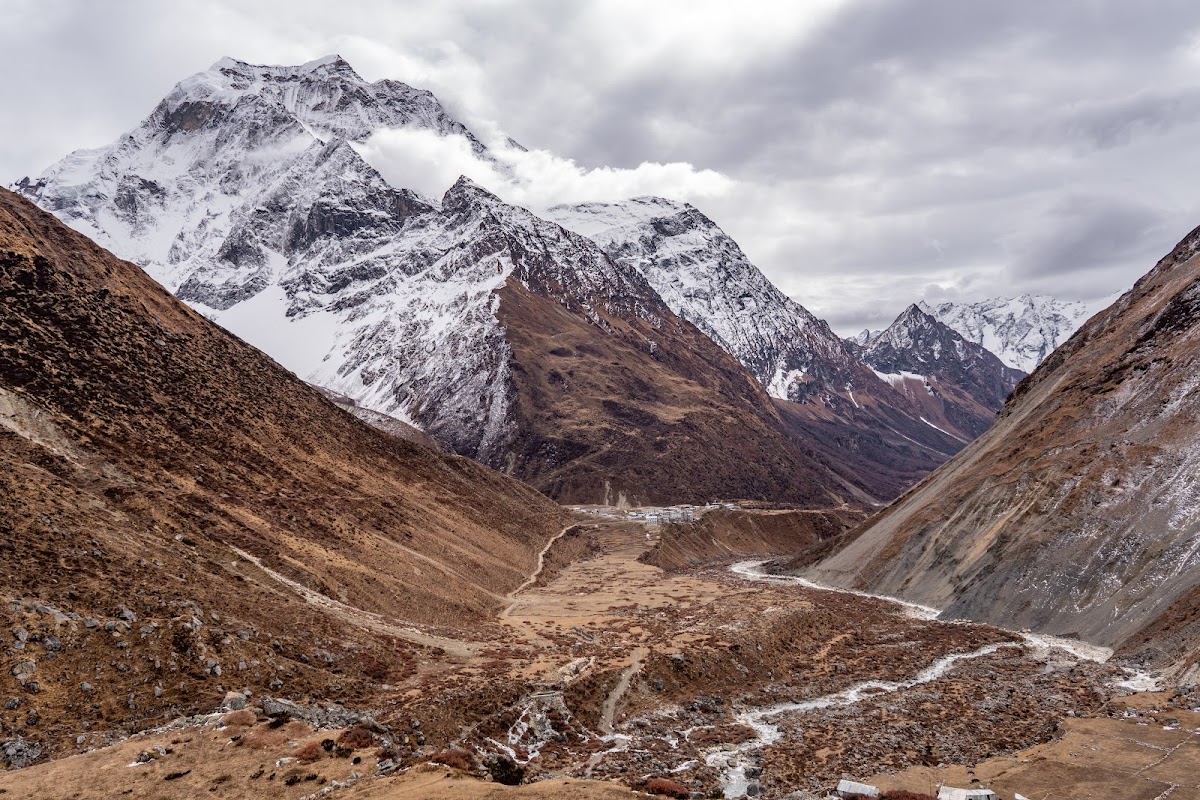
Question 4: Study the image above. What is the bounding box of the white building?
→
[836,779,880,798]
[937,787,997,800]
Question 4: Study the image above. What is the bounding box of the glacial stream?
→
[711,560,1144,798]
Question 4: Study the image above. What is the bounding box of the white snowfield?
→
[919,294,1116,373]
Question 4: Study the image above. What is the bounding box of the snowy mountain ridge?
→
[547,197,865,402]
[11,56,674,466]
[859,304,1027,439]
[917,294,1110,373]
[14,55,489,291]
[13,54,1030,502]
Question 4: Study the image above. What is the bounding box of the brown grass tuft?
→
[428,748,474,771]
[336,724,378,751]
[220,709,256,728]
[645,777,690,798]
[294,739,325,764]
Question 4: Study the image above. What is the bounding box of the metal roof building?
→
[937,787,998,800]
[836,779,880,798]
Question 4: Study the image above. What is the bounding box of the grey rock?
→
[83,618,98,629]
[115,606,137,622]
[81,682,93,693]
[261,697,305,719]
[223,691,248,710]
[1,738,42,769]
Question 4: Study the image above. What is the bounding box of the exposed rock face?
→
[860,304,1026,440]
[0,187,572,752]
[547,197,977,501]
[432,179,847,505]
[547,197,865,401]
[803,225,1200,673]
[919,294,1104,373]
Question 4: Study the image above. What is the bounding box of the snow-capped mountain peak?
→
[15,55,995,505]
[11,55,492,296]
[860,304,1026,439]
[918,294,1110,373]
[546,197,866,402]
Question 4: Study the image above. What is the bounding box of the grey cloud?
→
[1051,89,1200,151]
[1011,195,1169,278]
[5,0,1200,337]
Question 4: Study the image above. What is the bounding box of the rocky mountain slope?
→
[802,226,1200,677]
[0,188,572,759]
[9,57,827,504]
[856,304,1026,440]
[548,197,977,499]
[547,197,865,401]
[918,294,1104,373]
[13,55,981,506]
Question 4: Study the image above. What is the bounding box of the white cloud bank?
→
[352,127,736,211]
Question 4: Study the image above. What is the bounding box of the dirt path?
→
[599,646,647,734]
[231,546,484,659]
[502,523,583,618]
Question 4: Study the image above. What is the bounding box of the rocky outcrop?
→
[860,304,1025,440]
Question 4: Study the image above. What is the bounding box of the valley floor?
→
[2,509,1186,799]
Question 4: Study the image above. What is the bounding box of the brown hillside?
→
[0,188,570,757]
[496,279,845,506]
[802,223,1200,675]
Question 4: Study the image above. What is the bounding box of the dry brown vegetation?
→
[0,188,570,760]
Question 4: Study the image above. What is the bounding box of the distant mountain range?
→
[852,304,1026,441]
[13,55,1066,504]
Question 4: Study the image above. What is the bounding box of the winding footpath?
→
[230,546,485,659]
[501,523,586,619]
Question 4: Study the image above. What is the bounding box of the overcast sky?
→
[6,0,1200,333]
